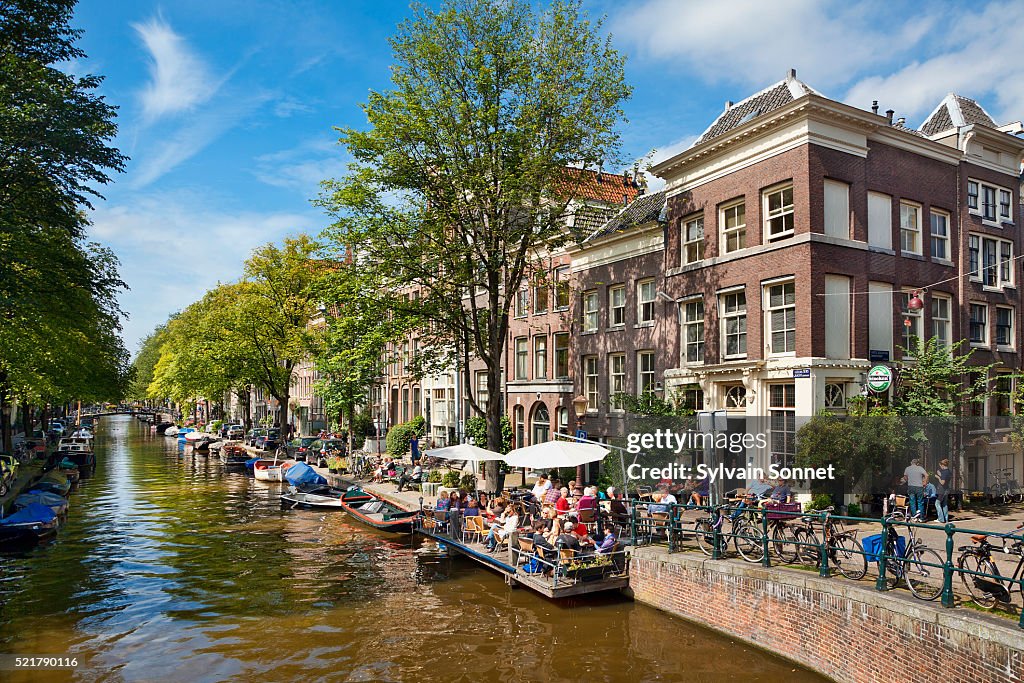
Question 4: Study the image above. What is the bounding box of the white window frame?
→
[769,383,796,467]
[720,289,747,359]
[931,294,951,348]
[901,289,923,358]
[720,200,746,253]
[637,279,656,326]
[763,183,795,242]
[682,297,705,364]
[533,335,547,379]
[608,353,626,412]
[971,235,1015,289]
[637,351,655,395]
[582,290,599,332]
[682,213,704,264]
[554,333,569,378]
[724,385,747,410]
[899,201,922,255]
[824,383,846,410]
[929,210,950,261]
[765,280,796,356]
[515,289,529,318]
[969,303,988,347]
[514,337,528,380]
[609,284,626,327]
[969,178,1013,225]
[583,355,599,413]
[995,306,1014,349]
[554,266,570,310]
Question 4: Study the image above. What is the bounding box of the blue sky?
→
[70,0,1024,352]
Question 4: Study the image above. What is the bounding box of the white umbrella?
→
[503,440,609,469]
[424,443,504,462]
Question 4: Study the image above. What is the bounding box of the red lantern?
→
[907,291,924,310]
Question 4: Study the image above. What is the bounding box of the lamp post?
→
[573,394,589,487]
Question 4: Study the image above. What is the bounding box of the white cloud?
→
[134,16,218,122]
[253,137,350,197]
[641,134,699,191]
[89,190,322,348]
[613,0,931,90]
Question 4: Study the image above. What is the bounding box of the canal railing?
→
[627,501,1024,628]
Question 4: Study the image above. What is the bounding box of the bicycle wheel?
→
[795,527,821,567]
[904,547,943,601]
[733,520,765,563]
[831,534,867,580]
[694,519,715,556]
[771,524,799,564]
[958,552,999,608]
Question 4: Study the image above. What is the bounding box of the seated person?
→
[543,484,562,506]
[530,474,552,501]
[396,464,422,492]
[485,506,519,551]
[531,520,557,560]
[659,487,678,507]
[555,487,570,514]
[573,520,596,548]
[576,487,598,512]
[555,523,582,553]
[545,517,564,546]
[435,494,451,511]
[607,487,629,523]
[764,478,792,506]
[647,492,670,515]
[690,475,710,507]
[486,496,506,520]
[464,496,482,516]
[595,530,618,554]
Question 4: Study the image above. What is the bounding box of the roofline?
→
[566,219,663,254]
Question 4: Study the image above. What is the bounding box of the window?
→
[475,371,488,411]
[929,211,949,260]
[682,385,704,412]
[533,283,548,314]
[764,184,794,241]
[583,356,599,411]
[901,290,923,357]
[721,201,746,252]
[554,266,570,310]
[515,337,528,379]
[682,214,704,264]
[972,235,1014,288]
[823,180,849,239]
[608,353,625,411]
[996,307,1014,348]
[999,189,1012,221]
[824,383,846,410]
[637,351,655,394]
[609,285,626,327]
[683,299,704,363]
[769,383,796,467]
[554,333,569,378]
[721,290,747,358]
[534,335,547,379]
[637,279,655,325]
[515,289,529,318]
[995,374,1013,417]
[582,290,599,332]
[766,281,796,354]
[531,404,550,446]
[969,304,988,345]
[724,385,747,410]
[931,295,951,348]
[970,179,1013,223]
[900,202,921,255]
[557,406,569,432]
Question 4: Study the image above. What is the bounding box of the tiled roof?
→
[554,166,642,205]
[890,121,925,137]
[585,190,667,242]
[919,93,997,136]
[694,71,820,146]
[572,204,618,235]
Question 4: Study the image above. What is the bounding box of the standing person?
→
[935,459,952,523]
[901,458,928,519]
[410,434,420,467]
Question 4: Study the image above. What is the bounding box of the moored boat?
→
[253,458,292,482]
[0,503,59,548]
[337,488,419,532]
[57,442,95,469]
[34,472,71,497]
[13,489,69,516]
[280,485,366,509]
[57,458,80,483]
[164,426,179,437]
[220,444,250,467]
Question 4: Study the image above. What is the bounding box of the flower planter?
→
[562,564,607,582]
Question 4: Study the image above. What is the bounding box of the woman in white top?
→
[531,474,552,500]
[485,506,520,551]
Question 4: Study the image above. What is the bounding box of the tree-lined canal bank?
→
[0,416,826,682]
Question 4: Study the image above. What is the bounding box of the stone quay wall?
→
[630,547,1024,683]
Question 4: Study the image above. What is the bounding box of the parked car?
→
[0,454,19,496]
[246,428,266,447]
[227,424,245,440]
[256,428,281,451]
[48,421,65,435]
[282,437,320,461]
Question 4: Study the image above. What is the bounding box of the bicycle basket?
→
[863,533,906,563]
[766,502,802,520]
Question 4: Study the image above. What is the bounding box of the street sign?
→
[792,368,811,378]
[575,429,587,441]
[867,365,893,393]
[869,349,890,362]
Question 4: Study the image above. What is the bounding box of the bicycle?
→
[692,505,765,563]
[956,525,1024,609]
[987,468,1015,505]
[879,511,943,600]
[795,507,868,580]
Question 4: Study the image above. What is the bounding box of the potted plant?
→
[561,555,611,582]
[327,455,344,474]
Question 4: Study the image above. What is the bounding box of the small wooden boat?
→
[253,458,292,482]
[57,443,94,469]
[34,472,71,497]
[164,426,179,437]
[57,458,80,483]
[338,488,419,532]
[14,490,69,516]
[0,503,59,547]
[280,486,368,509]
[220,444,250,467]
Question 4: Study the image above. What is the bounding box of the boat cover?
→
[15,490,67,510]
[1,503,57,525]
[284,461,326,488]
[245,457,261,471]
[58,458,78,469]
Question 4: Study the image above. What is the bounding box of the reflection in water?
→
[0,417,827,682]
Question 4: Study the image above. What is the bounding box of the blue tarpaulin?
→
[1,502,57,525]
[863,533,906,563]
[245,457,261,472]
[284,461,326,488]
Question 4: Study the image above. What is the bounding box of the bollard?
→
[875,516,889,591]
[942,524,955,608]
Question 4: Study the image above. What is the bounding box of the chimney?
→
[725,100,733,111]
[622,194,629,206]
[787,68,797,80]
[596,163,603,183]
[871,100,879,115]
[896,117,906,127]
[885,109,894,124]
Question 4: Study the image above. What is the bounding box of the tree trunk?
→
[0,372,12,454]
[347,403,355,455]
[21,401,32,436]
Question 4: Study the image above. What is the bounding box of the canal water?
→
[0,416,827,682]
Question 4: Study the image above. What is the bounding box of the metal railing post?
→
[711,507,721,561]
[941,524,955,608]
[667,505,675,552]
[875,516,889,591]
[761,510,771,568]
[630,502,638,546]
[818,511,829,578]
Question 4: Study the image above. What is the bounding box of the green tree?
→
[320,0,631,483]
